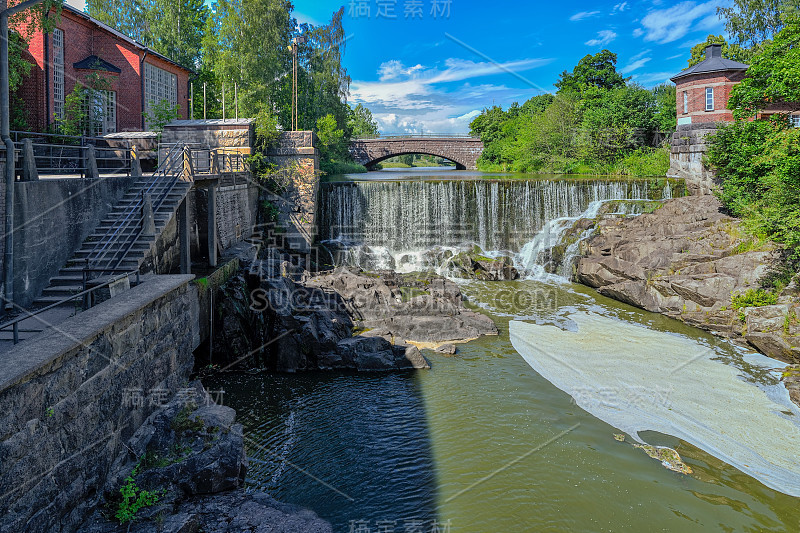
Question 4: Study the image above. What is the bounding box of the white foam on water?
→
[509,312,800,497]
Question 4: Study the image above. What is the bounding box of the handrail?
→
[105,151,188,273]
[0,269,139,344]
[85,144,185,274]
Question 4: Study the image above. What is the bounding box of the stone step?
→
[48,275,86,286]
[73,243,150,258]
[41,285,84,298]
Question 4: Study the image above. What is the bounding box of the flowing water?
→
[204,169,800,532]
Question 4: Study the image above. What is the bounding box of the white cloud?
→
[570,11,600,21]
[630,71,677,86]
[378,60,424,82]
[585,30,617,47]
[612,2,629,13]
[351,58,551,134]
[636,1,722,44]
[620,57,651,74]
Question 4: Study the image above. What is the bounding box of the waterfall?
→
[318,178,680,274]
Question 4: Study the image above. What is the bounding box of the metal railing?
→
[0,269,140,344]
[84,144,186,279]
[12,130,133,177]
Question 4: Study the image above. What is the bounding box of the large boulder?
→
[575,195,800,366]
[307,268,499,345]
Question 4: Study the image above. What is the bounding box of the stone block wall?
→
[265,132,320,252]
[349,137,484,170]
[161,119,255,155]
[0,275,198,532]
[667,122,724,195]
[215,182,260,250]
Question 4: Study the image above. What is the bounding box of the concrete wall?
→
[3,175,134,309]
[0,275,198,532]
[667,122,724,195]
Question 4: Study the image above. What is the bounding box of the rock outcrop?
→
[576,195,800,365]
[307,269,499,347]
[79,382,331,533]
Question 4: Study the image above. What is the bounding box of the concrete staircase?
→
[0,146,191,343]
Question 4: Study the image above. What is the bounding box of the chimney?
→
[705,44,723,59]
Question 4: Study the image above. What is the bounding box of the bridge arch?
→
[349,136,484,171]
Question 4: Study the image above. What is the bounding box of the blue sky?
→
[291,0,730,133]
[69,0,731,134]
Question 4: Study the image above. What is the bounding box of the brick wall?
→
[675,72,746,124]
[14,7,190,133]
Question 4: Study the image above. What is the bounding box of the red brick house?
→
[671,43,800,127]
[16,4,192,134]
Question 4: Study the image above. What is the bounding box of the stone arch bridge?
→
[349,135,484,170]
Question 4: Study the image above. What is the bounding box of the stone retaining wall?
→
[0,275,199,532]
[667,122,724,195]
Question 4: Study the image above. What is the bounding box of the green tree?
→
[555,50,626,94]
[727,15,800,118]
[718,0,800,47]
[347,103,379,137]
[147,0,208,68]
[86,0,149,42]
[652,84,677,132]
[316,113,346,162]
[88,0,207,68]
[687,35,754,66]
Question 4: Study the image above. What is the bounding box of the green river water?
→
[204,170,800,532]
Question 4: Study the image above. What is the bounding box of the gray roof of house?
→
[670,45,749,82]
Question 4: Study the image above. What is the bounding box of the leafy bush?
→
[144,99,180,135]
[731,289,778,310]
[114,464,162,524]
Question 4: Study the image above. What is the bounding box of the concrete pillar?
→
[179,198,191,274]
[131,144,142,178]
[21,139,38,181]
[141,193,155,236]
[207,185,217,267]
[85,144,99,179]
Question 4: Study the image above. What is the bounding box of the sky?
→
[292,0,732,134]
[69,0,733,134]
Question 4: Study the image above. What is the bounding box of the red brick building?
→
[16,4,192,134]
[670,44,748,125]
[671,43,800,127]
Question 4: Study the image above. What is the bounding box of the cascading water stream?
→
[319,178,677,278]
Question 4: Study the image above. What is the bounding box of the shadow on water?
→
[202,370,439,533]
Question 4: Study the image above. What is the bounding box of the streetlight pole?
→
[289,35,306,131]
[2,0,46,315]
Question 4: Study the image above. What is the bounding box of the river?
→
[204,168,800,532]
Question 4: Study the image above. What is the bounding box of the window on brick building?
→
[144,63,178,129]
[683,91,688,114]
[53,28,64,120]
[705,87,714,111]
[80,89,116,135]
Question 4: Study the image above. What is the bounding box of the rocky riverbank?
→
[79,382,331,533]
[572,195,800,404]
